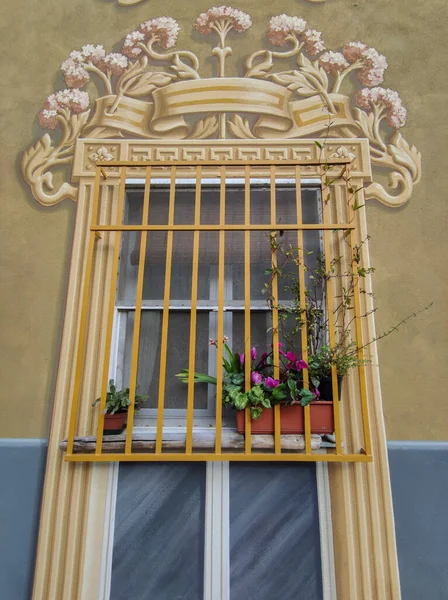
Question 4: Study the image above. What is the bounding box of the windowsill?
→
[60,427,337,454]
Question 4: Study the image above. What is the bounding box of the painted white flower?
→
[355,87,407,128]
[319,51,349,73]
[122,17,181,57]
[195,6,252,35]
[343,42,388,87]
[267,14,307,46]
[101,53,128,76]
[38,89,90,130]
[80,44,106,65]
[301,29,325,55]
[61,57,89,88]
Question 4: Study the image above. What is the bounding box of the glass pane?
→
[121,310,211,410]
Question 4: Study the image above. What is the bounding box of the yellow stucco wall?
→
[1,0,447,439]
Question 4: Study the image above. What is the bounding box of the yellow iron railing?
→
[64,160,372,463]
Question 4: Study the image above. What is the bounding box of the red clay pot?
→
[104,412,127,435]
[236,401,334,435]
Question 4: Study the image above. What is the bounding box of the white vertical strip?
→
[99,462,119,600]
[204,462,230,600]
[317,463,337,600]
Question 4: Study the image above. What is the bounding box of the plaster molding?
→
[21,9,420,208]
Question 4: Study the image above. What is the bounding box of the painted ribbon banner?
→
[86,78,355,139]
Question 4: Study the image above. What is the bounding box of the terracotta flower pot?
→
[103,412,127,435]
[236,401,334,435]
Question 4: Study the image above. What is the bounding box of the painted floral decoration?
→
[22,7,420,210]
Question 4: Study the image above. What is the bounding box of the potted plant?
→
[176,339,332,435]
[92,379,148,435]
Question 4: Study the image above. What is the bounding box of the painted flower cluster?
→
[122,16,181,57]
[38,89,89,129]
[355,87,407,129]
[195,6,252,34]
[61,44,128,88]
[267,14,325,55]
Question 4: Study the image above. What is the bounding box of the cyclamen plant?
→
[176,339,317,420]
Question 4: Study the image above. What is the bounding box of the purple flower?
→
[239,353,245,365]
[251,347,257,361]
[313,387,320,399]
[265,377,280,389]
[296,359,308,371]
[251,371,263,384]
[285,351,296,365]
[261,352,268,365]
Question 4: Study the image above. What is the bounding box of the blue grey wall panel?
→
[111,462,206,600]
[0,439,47,600]
[388,442,448,600]
[229,462,322,600]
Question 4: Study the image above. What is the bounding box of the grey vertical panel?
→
[0,439,47,600]
[111,462,206,600]
[388,442,448,600]
[229,463,323,600]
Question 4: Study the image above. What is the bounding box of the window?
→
[113,178,323,428]
[64,161,372,462]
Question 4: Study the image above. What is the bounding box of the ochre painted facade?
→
[1,0,447,441]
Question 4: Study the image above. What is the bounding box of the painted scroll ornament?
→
[22,8,421,208]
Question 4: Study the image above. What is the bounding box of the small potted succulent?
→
[92,379,148,435]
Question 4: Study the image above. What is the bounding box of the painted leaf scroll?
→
[22,7,420,208]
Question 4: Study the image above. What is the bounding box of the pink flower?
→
[319,51,349,74]
[355,87,407,129]
[285,351,296,364]
[101,53,128,76]
[301,29,325,56]
[239,353,245,365]
[251,371,263,384]
[250,347,257,361]
[122,17,181,57]
[38,89,90,130]
[342,41,368,63]
[195,6,252,35]
[265,377,280,388]
[296,359,308,371]
[267,14,307,46]
[342,42,388,87]
[313,387,320,399]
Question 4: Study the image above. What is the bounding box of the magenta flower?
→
[261,352,268,365]
[285,351,296,365]
[251,347,257,361]
[296,359,308,371]
[251,371,263,384]
[313,387,320,399]
[265,377,280,389]
[239,353,245,365]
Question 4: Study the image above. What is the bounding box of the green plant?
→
[92,379,148,415]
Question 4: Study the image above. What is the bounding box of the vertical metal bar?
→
[67,168,102,454]
[270,165,281,455]
[125,166,152,455]
[295,165,312,455]
[244,165,252,454]
[215,165,226,454]
[95,167,127,454]
[155,166,176,454]
[349,209,372,457]
[186,166,202,454]
[322,179,343,455]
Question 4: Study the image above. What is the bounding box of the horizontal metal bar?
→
[116,305,271,311]
[98,159,352,167]
[126,178,322,186]
[65,453,373,463]
[91,224,354,232]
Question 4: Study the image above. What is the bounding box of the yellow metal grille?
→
[64,160,372,463]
